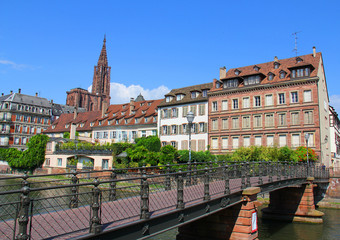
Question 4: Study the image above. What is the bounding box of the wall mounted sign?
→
[251,210,258,233]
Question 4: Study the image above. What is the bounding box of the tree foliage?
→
[135,136,161,152]
[295,146,318,162]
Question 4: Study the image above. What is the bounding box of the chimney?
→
[50,99,53,104]
[35,92,38,97]
[313,46,316,57]
[219,67,226,79]
[10,90,13,94]
[1,93,4,96]
[70,123,76,140]
[73,107,78,119]
[18,88,21,94]
[274,56,278,62]
[101,101,108,118]
[130,98,135,110]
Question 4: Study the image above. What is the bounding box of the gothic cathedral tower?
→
[66,36,111,111]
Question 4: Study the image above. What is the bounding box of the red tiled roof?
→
[44,111,101,133]
[210,52,322,92]
[93,99,163,128]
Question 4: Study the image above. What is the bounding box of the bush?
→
[278,146,298,162]
[159,145,178,165]
[135,136,161,152]
[295,146,318,162]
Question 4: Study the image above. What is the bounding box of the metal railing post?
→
[90,178,102,234]
[268,161,273,182]
[246,162,251,188]
[109,169,117,201]
[204,167,210,201]
[277,161,281,181]
[193,161,198,185]
[176,171,184,209]
[140,174,150,219]
[258,161,263,185]
[69,170,79,208]
[16,176,30,240]
[241,163,246,189]
[224,164,230,195]
[165,164,171,191]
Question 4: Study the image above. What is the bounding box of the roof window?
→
[279,70,286,79]
[274,62,280,69]
[253,65,260,71]
[234,69,241,75]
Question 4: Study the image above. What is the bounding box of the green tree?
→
[159,145,178,165]
[135,136,161,152]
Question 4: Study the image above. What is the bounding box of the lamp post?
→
[305,133,309,176]
[186,111,195,185]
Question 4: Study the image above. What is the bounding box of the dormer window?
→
[52,125,56,129]
[113,113,116,117]
[122,105,126,109]
[142,110,146,114]
[176,94,184,101]
[140,103,144,106]
[121,111,126,115]
[234,69,241,75]
[216,82,221,88]
[153,116,156,121]
[253,65,260,71]
[90,122,94,127]
[116,120,119,124]
[279,70,286,79]
[145,117,148,123]
[148,102,151,106]
[125,119,128,124]
[291,67,310,78]
[202,89,208,97]
[191,91,198,99]
[223,79,239,88]
[166,96,173,102]
[80,123,84,127]
[135,118,139,123]
[65,124,69,128]
[296,57,303,63]
[268,73,274,81]
[99,120,102,126]
[274,62,280,69]
[244,75,261,86]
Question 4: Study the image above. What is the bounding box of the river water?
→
[148,206,340,240]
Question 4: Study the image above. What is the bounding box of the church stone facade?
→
[66,37,111,111]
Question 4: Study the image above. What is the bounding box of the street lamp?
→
[186,111,195,185]
[305,133,309,176]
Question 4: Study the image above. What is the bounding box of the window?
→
[211,138,218,149]
[222,100,228,110]
[244,75,260,85]
[235,69,240,75]
[232,137,239,149]
[279,135,287,147]
[255,136,262,146]
[232,99,239,109]
[102,159,109,170]
[265,114,274,127]
[14,137,20,145]
[199,122,205,132]
[171,125,177,134]
[16,114,21,121]
[291,112,299,125]
[304,111,313,124]
[254,115,262,128]
[182,124,187,134]
[267,135,274,146]
[182,106,188,117]
[171,141,177,148]
[132,131,137,139]
[15,125,20,133]
[152,130,157,136]
[202,90,208,97]
[254,96,261,107]
[268,73,274,81]
[243,136,250,147]
[303,90,312,102]
[190,105,197,116]
[135,118,139,123]
[292,134,300,147]
[305,133,314,147]
[199,104,205,115]
[274,62,280,69]
[191,91,198,99]
[224,79,239,88]
[212,101,218,112]
[265,94,273,106]
[222,137,228,149]
[57,158,62,167]
[278,93,285,104]
[279,71,286,79]
[222,119,228,129]
[242,116,250,128]
[243,97,250,108]
[232,117,239,129]
[162,126,168,135]
[30,127,35,134]
[163,109,169,118]
[291,92,298,103]
[216,82,221,88]
[166,96,173,102]
[291,67,310,78]
[212,119,218,130]
[103,131,108,139]
[110,131,116,139]
[24,116,29,122]
[278,113,287,126]
[172,108,178,118]
[45,158,50,166]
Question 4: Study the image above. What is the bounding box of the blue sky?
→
[1,0,340,112]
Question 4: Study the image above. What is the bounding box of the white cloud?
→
[330,95,340,113]
[0,59,30,70]
[88,82,170,104]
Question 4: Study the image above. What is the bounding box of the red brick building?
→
[208,48,330,166]
[66,36,111,111]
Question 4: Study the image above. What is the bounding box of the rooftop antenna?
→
[292,31,301,56]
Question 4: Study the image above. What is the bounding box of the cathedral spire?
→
[97,35,108,66]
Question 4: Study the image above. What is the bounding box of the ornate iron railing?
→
[0,161,329,240]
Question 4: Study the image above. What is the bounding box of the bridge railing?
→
[0,161,329,240]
